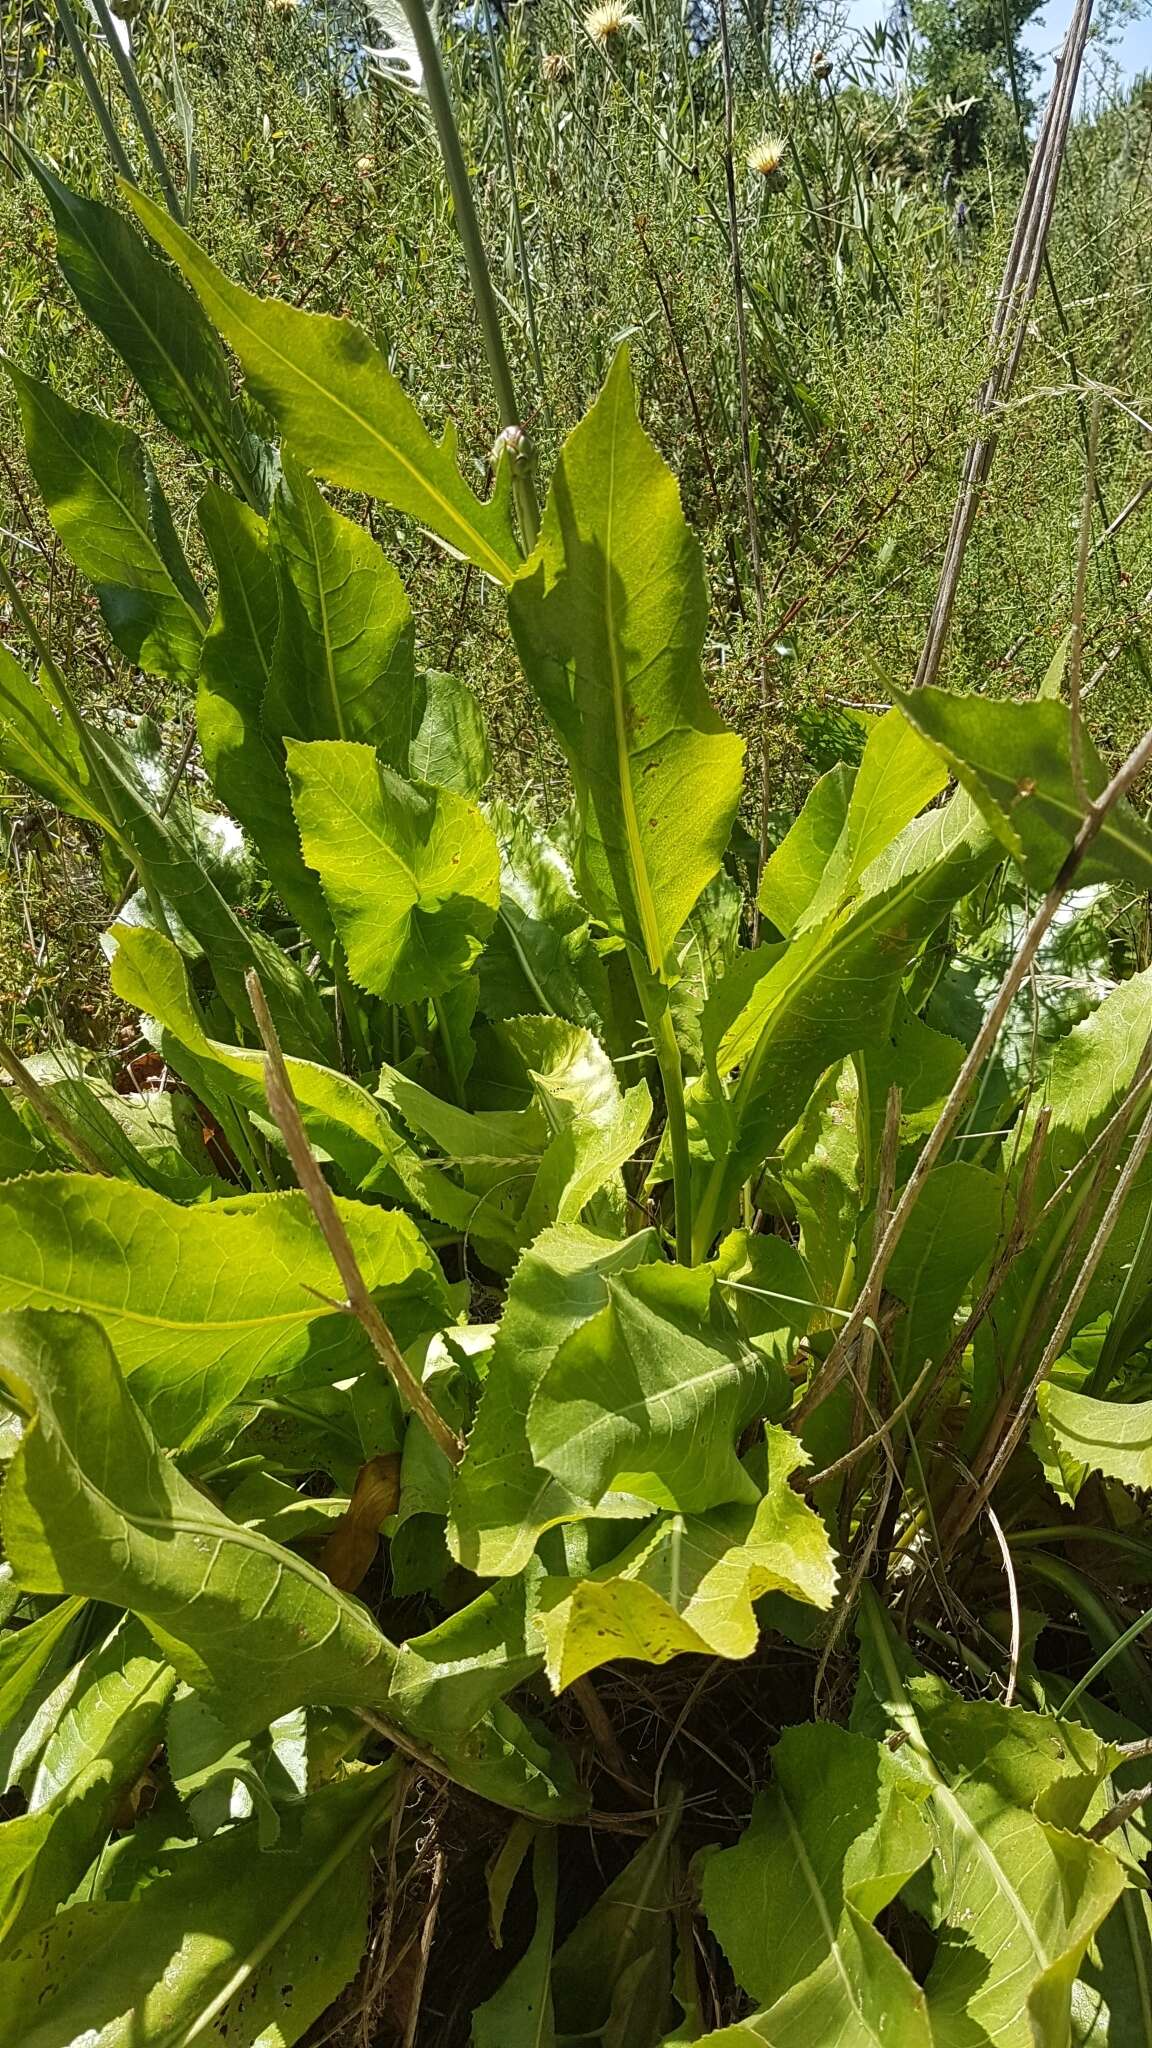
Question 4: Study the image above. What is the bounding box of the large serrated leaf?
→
[508,348,744,984]
[0,1309,584,1820]
[0,1174,447,1446]
[24,151,265,499]
[108,922,479,1229]
[894,686,1152,892]
[124,184,523,584]
[537,1428,836,1688]
[854,1589,1127,2048]
[527,1262,776,1515]
[288,738,500,1002]
[689,788,996,1258]
[450,1225,661,1578]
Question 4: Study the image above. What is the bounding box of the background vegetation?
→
[3,0,1152,1049]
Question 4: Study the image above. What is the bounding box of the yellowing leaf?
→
[537,1427,836,1688]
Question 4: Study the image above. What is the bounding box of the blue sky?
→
[840,0,1152,93]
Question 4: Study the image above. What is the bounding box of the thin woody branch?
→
[245,969,465,1467]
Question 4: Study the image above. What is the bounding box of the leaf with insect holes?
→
[264,450,420,769]
[5,361,206,682]
[0,1766,396,2048]
[287,738,500,1003]
[509,347,745,984]
[700,1722,934,2048]
[0,1175,448,1447]
[894,687,1152,892]
[536,1428,837,1689]
[125,185,522,584]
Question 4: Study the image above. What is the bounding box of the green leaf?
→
[0,1618,176,1947]
[411,669,493,796]
[124,185,522,584]
[450,1225,661,1578]
[527,1263,773,1515]
[1073,1889,1152,2045]
[0,645,111,831]
[503,1015,652,1242]
[479,797,611,1035]
[537,1428,836,1688]
[472,1832,557,2048]
[795,707,949,934]
[288,738,500,1002]
[25,152,265,499]
[108,923,479,1228]
[894,686,1152,892]
[0,1311,573,1808]
[1036,1384,1152,1492]
[196,485,334,951]
[689,789,995,1258]
[0,1765,396,2047]
[757,763,853,936]
[508,348,744,984]
[0,1599,86,1787]
[0,1175,448,1447]
[5,360,206,682]
[700,1723,933,2046]
[854,1588,1127,2048]
[265,450,419,767]
[883,1161,1004,1390]
[551,1793,681,2046]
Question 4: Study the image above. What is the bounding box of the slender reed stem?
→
[51,0,134,180]
[87,0,185,221]
[398,0,540,550]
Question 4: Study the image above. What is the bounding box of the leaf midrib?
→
[602,371,666,981]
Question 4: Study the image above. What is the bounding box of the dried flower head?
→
[583,2,640,49]
[541,50,573,83]
[747,134,788,186]
[356,154,377,178]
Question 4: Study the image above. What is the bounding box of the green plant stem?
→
[431,993,464,1104]
[51,0,134,181]
[479,0,551,439]
[398,0,539,551]
[637,975,692,1266]
[87,0,186,222]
